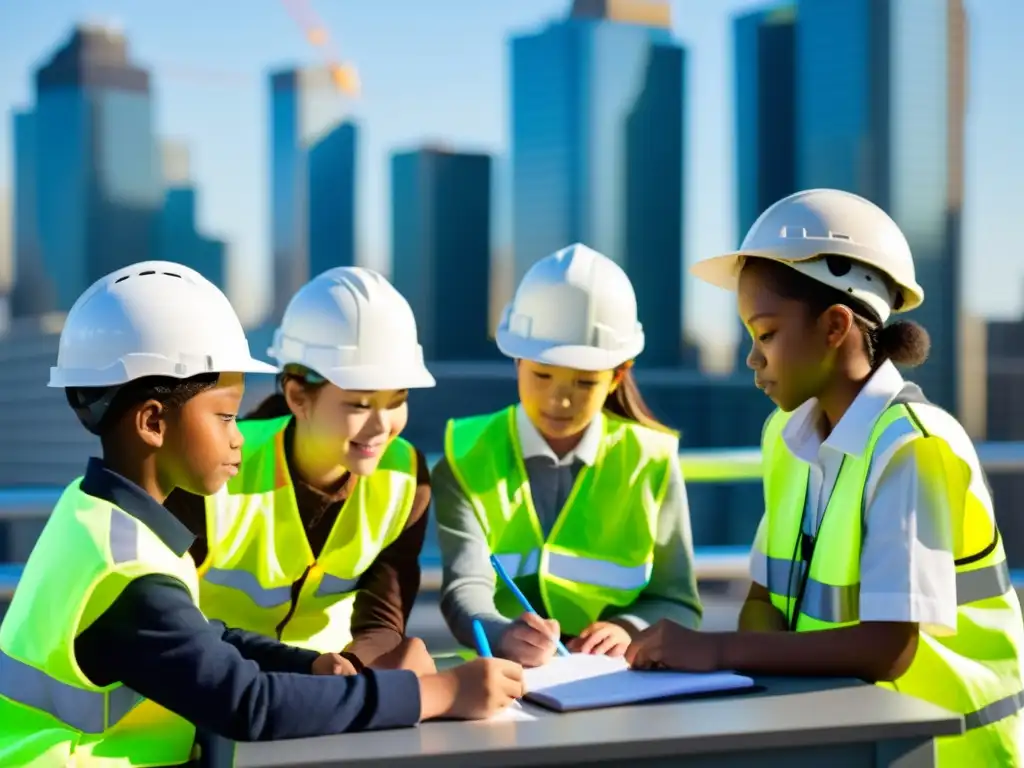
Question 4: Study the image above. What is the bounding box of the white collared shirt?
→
[514,405,603,467]
[749,360,959,634]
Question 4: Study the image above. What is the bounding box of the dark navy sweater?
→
[72,458,422,743]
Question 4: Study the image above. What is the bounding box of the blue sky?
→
[2,0,1023,348]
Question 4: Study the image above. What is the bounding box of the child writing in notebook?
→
[435,243,703,667]
[0,262,522,768]
[625,189,1024,764]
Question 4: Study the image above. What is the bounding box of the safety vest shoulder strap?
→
[445,408,515,463]
[0,484,199,742]
[238,415,291,450]
[760,408,789,459]
[444,407,518,512]
[889,397,1001,564]
[376,435,417,478]
[602,412,680,459]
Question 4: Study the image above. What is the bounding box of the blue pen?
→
[490,554,571,657]
[472,618,524,710]
[472,618,493,658]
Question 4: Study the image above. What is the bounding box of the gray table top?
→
[235,677,964,768]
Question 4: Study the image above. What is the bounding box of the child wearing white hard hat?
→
[0,262,439,765]
[434,243,703,667]
[625,189,1023,765]
[164,266,523,723]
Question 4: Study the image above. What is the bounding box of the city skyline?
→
[733,0,966,412]
[2,0,1024,352]
[511,2,689,366]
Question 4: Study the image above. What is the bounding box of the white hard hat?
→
[268,267,435,391]
[691,189,924,323]
[49,261,276,388]
[496,243,644,371]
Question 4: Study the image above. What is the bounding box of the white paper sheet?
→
[481,701,540,723]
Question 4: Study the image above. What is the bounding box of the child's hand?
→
[419,658,524,720]
[567,621,632,657]
[498,612,560,667]
[311,652,359,676]
[624,620,723,672]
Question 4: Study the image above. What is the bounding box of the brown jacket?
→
[165,418,430,669]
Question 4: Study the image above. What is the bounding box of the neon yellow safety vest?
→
[199,416,419,653]
[445,407,678,636]
[759,394,1024,765]
[0,480,200,767]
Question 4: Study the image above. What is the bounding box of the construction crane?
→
[278,0,360,97]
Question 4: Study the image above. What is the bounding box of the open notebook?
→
[522,654,755,713]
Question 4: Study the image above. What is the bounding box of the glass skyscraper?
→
[308,121,357,279]
[269,68,350,316]
[391,147,493,362]
[156,187,226,292]
[11,109,53,318]
[796,0,966,411]
[27,24,161,313]
[732,5,797,369]
[510,0,687,367]
[733,6,797,241]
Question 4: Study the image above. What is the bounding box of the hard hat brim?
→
[237,358,281,376]
[690,250,924,313]
[317,365,437,392]
[496,330,642,372]
[47,354,279,388]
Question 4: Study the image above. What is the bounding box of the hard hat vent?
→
[113,269,185,284]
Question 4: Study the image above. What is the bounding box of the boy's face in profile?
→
[140,372,247,496]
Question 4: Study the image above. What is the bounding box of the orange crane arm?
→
[279,0,360,96]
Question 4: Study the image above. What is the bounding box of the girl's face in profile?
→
[737,260,839,413]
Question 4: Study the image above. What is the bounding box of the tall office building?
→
[269,68,351,316]
[308,121,357,279]
[0,188,10,331]
[391,147,492,362]
[732,5,797,369]
[734,6,797,242]
[796,0,967,411]
[510,0,687,366]
[154,143,226,292]
[156,188,226,291]
[10,109,53,318]
[984,311,1024,566]
[27,24,162,312]
[0,190,8,285]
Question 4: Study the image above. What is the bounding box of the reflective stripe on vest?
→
[759,396,1024,764]
[0,507,146,733]
[201,567,363,608]
[493,550,654,592]
[445,407,677,636]
[761,554,1013,625]
[0,482,199,766]
[0,651,141,734]
[199,416,418,652]
[203,567,292,608]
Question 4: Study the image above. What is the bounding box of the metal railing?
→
[2,442,1024,598]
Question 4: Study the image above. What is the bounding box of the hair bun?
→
[877,320,930,368]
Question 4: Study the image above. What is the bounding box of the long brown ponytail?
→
[602,367,676,434]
